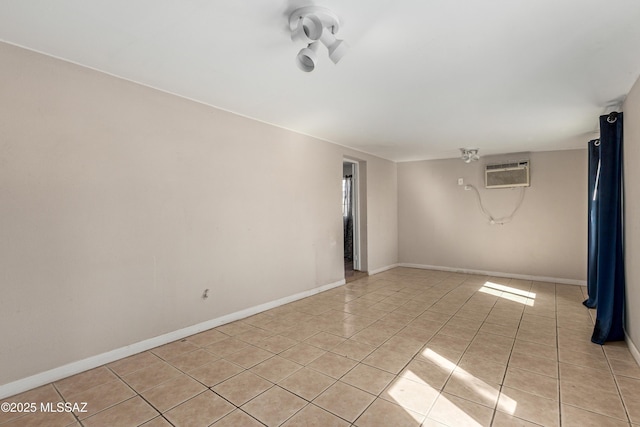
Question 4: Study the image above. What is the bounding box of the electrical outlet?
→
[458,178,464,186]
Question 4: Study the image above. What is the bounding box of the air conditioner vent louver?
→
[485,160,530,189]
[486,162,520,170]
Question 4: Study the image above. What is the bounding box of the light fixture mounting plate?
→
[289,6,341,35]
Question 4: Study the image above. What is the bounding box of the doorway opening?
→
[343,160,365,282]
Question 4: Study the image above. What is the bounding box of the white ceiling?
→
[1,0,639,161]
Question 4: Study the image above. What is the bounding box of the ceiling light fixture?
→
[460,148,480,163]
[289,6,348,72]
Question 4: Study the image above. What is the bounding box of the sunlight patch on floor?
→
[479,281,536,306]
[386,348,518,424]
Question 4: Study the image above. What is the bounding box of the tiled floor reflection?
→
[3,267,640,426]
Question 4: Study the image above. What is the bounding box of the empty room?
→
[2,1,640,426]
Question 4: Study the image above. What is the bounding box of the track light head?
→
[296,42,319,72]
[291,14,323,43]
[319,29,348,64]
[328,39,348,64]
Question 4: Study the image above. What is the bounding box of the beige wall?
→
[0,42,398,385]
[363,158,398,272]
[624,74,640,351]
[398,150,587,281]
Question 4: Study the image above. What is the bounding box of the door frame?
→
[343,159,361,271]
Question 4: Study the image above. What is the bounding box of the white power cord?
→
[464,184,526,225]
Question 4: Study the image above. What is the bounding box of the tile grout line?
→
[555,282,563,427]
[489,277,530,427]
[604,341,634,425]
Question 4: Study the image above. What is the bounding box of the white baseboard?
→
[367,264,399,276]
[626,332,640,366]
[397,263,586,286]
[0,278,345,400]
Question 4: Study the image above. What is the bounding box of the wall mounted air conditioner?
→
[485,160,530,189]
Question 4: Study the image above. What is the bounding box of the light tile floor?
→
[3,267,640,426]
